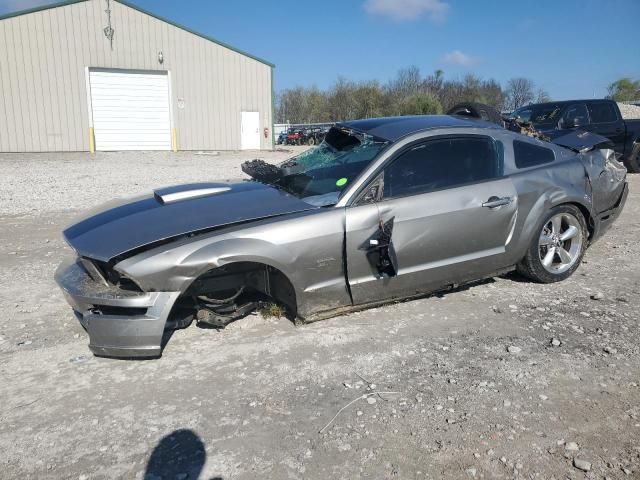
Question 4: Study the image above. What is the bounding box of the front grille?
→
[91,306,148,316]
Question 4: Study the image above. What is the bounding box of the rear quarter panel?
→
[499,134,592,264]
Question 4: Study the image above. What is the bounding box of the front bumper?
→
[54,258,180,358]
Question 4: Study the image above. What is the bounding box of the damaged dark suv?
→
[56,114,628,358]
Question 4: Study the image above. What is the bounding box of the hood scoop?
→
[154,183,231,205]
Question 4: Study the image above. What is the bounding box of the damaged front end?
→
[55,257,180,358]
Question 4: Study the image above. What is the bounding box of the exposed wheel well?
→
[179,261,297,317]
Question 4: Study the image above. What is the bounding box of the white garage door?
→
[89,69,172,151]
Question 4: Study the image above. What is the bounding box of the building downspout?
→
[85,67,95,153]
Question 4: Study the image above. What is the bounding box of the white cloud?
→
[443,49,479,66]
[364,0,449,22]
[0,0,54,13]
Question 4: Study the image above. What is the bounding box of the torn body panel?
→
[580,149,627,214]
[578,148,628,242]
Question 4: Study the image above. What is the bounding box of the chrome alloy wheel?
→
[538,213,583,274]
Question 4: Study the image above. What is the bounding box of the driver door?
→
[345,135,518,305]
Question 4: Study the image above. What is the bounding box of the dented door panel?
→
[345,178,518,305]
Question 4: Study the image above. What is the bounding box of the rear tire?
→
[308,137,315,146]
[517,205,587,283]
[624,143,640,173]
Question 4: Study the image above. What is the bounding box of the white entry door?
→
[89,69,172,151]
[241,111,260,150]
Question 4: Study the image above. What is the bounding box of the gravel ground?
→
[0,148,304,216]
[0,150,639,479]
[617,103,640,120]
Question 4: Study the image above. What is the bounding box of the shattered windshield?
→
[274,127,389,206]
[511,103,564,126]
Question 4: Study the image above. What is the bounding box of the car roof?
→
[336,115,502,142]
[517,99,612,110]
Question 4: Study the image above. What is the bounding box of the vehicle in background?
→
[507,99,640,172]
[276,130,288,145]
[304,127,329,145]
[285,128,303,145]
[285,127,329,146]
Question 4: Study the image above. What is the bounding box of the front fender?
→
[115,208,349,317]
[116,235,298,293]
[179,237,299,288]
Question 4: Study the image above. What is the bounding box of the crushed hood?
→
[64,182,316,262]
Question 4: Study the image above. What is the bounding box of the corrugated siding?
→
[0,0,273,152]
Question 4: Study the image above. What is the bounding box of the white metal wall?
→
[0,0,274,152]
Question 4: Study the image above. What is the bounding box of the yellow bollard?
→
[89,127,95,153]
[171,128,178,152]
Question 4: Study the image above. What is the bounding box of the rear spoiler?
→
[548,130,614,153]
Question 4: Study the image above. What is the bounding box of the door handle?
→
[482,196,512,208]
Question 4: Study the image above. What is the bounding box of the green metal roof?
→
[0,0,275,68]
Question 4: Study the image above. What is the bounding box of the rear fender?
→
[509,163,593,261]
[579,149,627,214]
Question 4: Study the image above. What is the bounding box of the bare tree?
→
[275,69,548,123]
[505,77,535,111]
[327,77,359,121]
[422,69,444,96]
[387,65,422,97]
[481,79,505,111]
[535,88,551,103]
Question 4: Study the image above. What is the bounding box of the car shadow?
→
[500,270,533,283]
[144,428,223,480]
[432,277,496,298]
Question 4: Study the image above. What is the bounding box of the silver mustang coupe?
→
[55,114,628,358]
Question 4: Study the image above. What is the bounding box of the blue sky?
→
[2,0,639,99]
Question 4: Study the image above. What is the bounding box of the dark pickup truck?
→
[509,99,640,172]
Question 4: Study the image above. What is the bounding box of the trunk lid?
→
[548,130,614,153]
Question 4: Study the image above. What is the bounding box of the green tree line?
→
[607,78,640,102]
